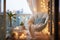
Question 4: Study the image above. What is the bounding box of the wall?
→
[0,0,6,40]
[0,15,6,40]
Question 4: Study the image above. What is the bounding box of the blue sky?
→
[1,0,32,14]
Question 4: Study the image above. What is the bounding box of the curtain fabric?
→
[27,0,37,14]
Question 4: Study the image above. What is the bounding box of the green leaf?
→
[20,22,24,26]
[13,17,16,19]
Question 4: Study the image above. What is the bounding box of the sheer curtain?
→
[27,0,37,14]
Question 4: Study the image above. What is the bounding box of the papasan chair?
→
[28,12,49,38]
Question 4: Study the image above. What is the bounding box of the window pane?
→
[6,0,32,14]
[1,0,4,13]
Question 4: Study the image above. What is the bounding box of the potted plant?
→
[7,10,16,27]
[20,22,24,26]
[20,22,26,30]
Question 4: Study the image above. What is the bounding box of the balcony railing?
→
[6,14,31,27]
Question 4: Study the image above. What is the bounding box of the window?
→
[6,0,32,26]
[6,0,32,14]
[1,0,4,13]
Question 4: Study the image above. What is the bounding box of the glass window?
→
[6,0,55,40]
[6,0,32,27]
[1,0,4,13]
[6,0,32,14]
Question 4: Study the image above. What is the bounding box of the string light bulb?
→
[40,0,48,13]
